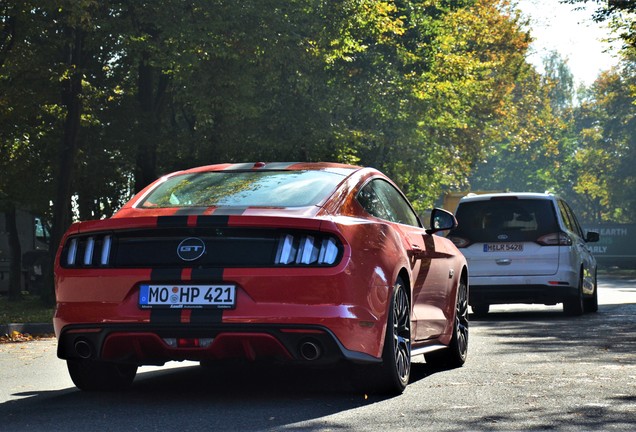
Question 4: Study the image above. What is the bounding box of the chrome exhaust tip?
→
[299,340,322,361]
[74,339,93,359]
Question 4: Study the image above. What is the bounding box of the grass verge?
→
[0,294,55,324]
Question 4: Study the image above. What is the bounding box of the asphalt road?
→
[1,276,635,431]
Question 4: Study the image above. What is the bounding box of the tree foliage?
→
[1,0,635,301]
[469,45,636,224]
[3,0,534,215]
[567,48,636,222]
[468,52,568,194]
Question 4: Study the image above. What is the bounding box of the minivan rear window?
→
[451,198,559,243]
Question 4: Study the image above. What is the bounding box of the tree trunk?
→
[133,57,169,193]
[5,202,23,301]
[43,28,84,306]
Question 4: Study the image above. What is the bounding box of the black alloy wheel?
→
[391,280,412,385]
[377,278,411,394]
[454,279,469,363]
[426,278,469,368]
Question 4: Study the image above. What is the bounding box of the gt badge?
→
[177,237,206,261]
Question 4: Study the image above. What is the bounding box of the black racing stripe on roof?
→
[210,208,247,216]
[256,162,296,170]
[157,216,189,227]
[223,163,257,170]
[223,162,296,170]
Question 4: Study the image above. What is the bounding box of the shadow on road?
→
[0,363,368,431]
[470,301,636,361]
[442,299,636,431]
[0,358,450,431]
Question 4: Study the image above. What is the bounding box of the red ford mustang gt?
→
[54,162,468,394]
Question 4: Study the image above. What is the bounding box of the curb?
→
[0,323,54,336]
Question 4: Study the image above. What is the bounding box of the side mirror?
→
[585,231,600,243]
[426,208,458,234]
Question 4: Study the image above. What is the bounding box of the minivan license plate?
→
[483,243,524,252]
[139,284,236,309]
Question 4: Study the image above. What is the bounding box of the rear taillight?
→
[63,234,112,267]
[536,232,571,246]
[275,234,341,265]
[448,236,471,248]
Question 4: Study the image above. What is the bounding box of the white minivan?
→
[448,193,599,316]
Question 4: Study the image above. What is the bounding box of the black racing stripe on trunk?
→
[190,268,223,281]
[196,216,230,227]
[150,268,182,281]
[149,268,183,324]
[150,308,182,324]
[190,308,223,324]
[157,216,189,227]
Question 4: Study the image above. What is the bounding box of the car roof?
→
[176,162,361,176]
[458,192,558,203]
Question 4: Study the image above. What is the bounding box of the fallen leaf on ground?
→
[0,331,34,343]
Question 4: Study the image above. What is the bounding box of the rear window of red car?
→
[138,170,347,208]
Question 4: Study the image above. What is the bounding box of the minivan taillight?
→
[448,236,471,248]
[536,232,571,246]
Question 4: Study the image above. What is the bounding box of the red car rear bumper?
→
[56,322,380,366]
[54,264,392,365]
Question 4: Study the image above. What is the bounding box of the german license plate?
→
[139,284,236,309]
[483,243,524,252]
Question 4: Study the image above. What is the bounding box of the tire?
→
[563,274,584,316]
[426,279,469,368]
[471,303,490,317]
[67,359,137,391]
[375,278,412,394]
[584,273,599,313]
